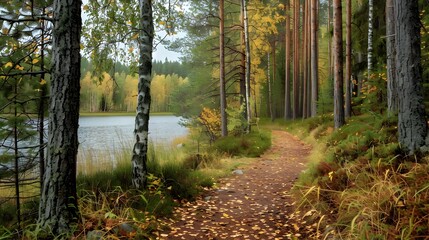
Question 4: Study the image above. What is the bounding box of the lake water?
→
[78,115,188,151]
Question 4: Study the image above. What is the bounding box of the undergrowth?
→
[286,113,429,239]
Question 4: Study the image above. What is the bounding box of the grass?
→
[281,113,429,239]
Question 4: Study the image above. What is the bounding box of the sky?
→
[153,36,183,62]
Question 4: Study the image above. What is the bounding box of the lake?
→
[78,115,188,151]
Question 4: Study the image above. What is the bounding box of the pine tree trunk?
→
[302,1,308,119]
[293,0,300,119]
[219,0,227,136]
[38,0,81,234]
[333,0,345,129]
[395,0,428,153]
[345,0,352,118]
[386,0,398,114]
[310,0,319,117]
[132,0,154,189]
[284,0,292,119]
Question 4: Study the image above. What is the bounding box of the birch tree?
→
[132,0,154,189]
[38,0,81,234]
[367,0,373,81]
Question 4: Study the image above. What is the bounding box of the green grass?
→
[213,130,271,157]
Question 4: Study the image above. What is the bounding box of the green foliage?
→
[213,130,271,157]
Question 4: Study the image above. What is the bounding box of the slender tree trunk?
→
[240,8,246,112]
[272,40,276,119]
[345,0,352,118]
[38,11,47,193]
[327,0,333,78]
[395,0,428,153]
[386,0,397,114]
[132,0,154,189]
[38,0,81,234]
[333,0,345,129]
[302,1,308,119]
[367,0,373,81]
[310,0,318,117]
[219,0,227,136]
[242,0,251,132]
[293,0,300,119]
[268,52,273,121]
[284,0,292,119]
[305,2,313,117]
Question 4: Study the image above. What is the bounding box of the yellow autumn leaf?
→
[4,62,13,68]
[128,47,134,53]
[159,21,166,25]
[2,28,8,34]
[32,59,39,64]
[15,65,24,71]
[132,33,139,40]
[127,20,132,25]
[80,44,84,49]
[83,5,89,11]
[40,79,47,85]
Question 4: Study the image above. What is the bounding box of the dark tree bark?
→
[333,0,345,129]
[345,0,352,118]
[284,0,292,119]
[38,0,82,234]
[394,0,428,153]
[219,0,227,136]
[132,0,154,189]
[310,0,318,117]
[387,0,398,114]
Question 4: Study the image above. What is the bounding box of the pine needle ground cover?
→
[286,114,429,239]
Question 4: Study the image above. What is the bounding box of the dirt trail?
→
[161,130,312,239]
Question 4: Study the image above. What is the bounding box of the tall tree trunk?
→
[328,0,332,78]
[132,0,154,189]
[219,0,227,136]
[284,0,292,119]
[293,0,300,119]
[302,1,308,119]
[240,7,246,113]
[344,0,352,118]
[242,0,251,132]
[268,52,273,121]
[310,0,318,117]
[386,0,397,114]
[367,0,373,81]
[395,0,428,153]
[333,0,345,129]
[38,0,81,234]
[272,40,277,119]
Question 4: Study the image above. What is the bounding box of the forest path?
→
[160,130,312,239]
